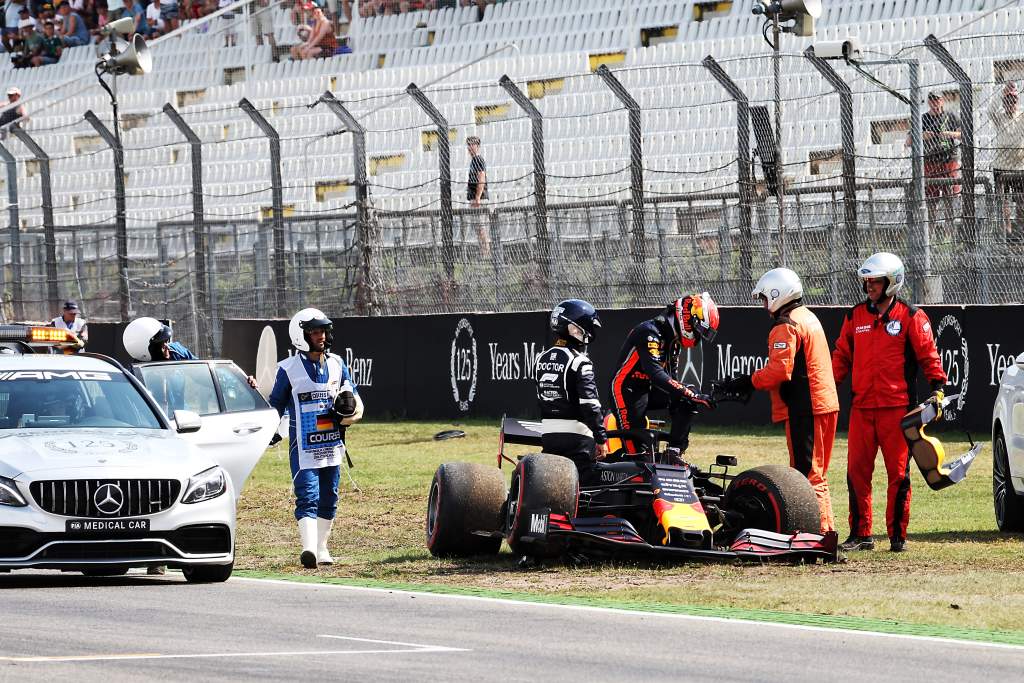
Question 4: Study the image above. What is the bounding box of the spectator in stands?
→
[159,0,179,34]
[121,0,147,35]
[145,0,163,35]
[57,1,91,46]
[909,91,961,232]
[19,4,37,28]
[32,19,63,65]
[289,2,336,60]
[16,20,44,68]
[465,134,490,258]
[0,86,28,131]
[251,0,276,52]
[990,81,1024,242]
[4,1,27,44]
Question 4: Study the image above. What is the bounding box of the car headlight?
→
[181,467,226,504]
[0,475,27,507]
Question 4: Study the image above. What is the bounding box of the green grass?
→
[234,419,1024,634]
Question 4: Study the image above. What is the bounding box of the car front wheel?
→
[993,431,1024,532]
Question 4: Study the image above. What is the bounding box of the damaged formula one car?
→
[426,418,839,564]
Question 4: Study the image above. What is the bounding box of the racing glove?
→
[680,384,714,409]
[716,374,754,403]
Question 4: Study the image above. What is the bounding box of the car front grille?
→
[29,479,181,518]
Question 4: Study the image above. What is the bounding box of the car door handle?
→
[233,423,263,435]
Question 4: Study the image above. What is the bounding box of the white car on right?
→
[992,350,1024,531]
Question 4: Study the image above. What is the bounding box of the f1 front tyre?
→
[426,462,506,557]
[723,464,819,536]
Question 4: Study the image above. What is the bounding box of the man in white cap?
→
[0,86,27,131]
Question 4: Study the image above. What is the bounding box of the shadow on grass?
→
[911,530,1019,543]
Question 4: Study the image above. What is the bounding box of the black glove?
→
[714,375,754,404]
[681,384,715,409]
[332,389,357,418]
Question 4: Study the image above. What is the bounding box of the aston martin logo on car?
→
[94,483,125,515]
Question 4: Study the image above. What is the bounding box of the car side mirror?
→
[1016,352,1024,368]
[174,409,202,434]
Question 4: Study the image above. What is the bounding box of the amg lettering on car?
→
[0,371,113,381]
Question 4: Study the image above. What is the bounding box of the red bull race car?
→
[426,418,839,564]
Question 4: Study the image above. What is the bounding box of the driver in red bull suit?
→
[608,294,719,462]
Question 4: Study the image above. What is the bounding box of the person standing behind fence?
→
[990,81,1024,242]
[0,86,28,132]
[466,135,490,258]
[909,92,961,232]
[50,300,88,348]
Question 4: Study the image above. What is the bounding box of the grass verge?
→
[234,419,1024,635]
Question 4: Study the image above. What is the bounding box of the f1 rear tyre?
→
[507,453,579,557]
[183,562,234,583]
[724,464,820,535]
[993,431,1024,532]
[426,462,506,557]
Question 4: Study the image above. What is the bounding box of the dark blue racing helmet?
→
[549,299,601,346]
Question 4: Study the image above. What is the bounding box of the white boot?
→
[298,517,318,569]
[316,517,335,565]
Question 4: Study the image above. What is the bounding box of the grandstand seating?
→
[0,0,1018,230]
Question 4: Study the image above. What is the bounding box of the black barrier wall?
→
[222,305,1018,433]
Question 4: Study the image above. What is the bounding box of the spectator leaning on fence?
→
[990,81,1024,241]
[0,86,28,130]
[465,135,490,258]
[910,91,962,231]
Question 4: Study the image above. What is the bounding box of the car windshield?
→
[0,369,162,430]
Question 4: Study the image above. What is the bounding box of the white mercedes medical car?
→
[992,350,1024,532]
[0,326,276,582]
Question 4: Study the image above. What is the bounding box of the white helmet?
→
[289,307,333,353]
[858,252,905,297]
[123,317,173,362]
[752,268,803,314]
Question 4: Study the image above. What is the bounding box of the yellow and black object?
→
[900,393,982,491]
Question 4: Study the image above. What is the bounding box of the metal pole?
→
[772,13,786,265]
[498,74,550,295]
[163,103,211,356]
[596,64,648,298]
[406,83,454,285]
[804,47,859,259]
[10,124,59,315]
[83,108,130,322]
[0,141,23,320]
[239,97,287,317]
[924,34,977,302]
[319,91,376,315]
[702,55,753,290]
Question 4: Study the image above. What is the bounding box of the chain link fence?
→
[2,27,1023,355]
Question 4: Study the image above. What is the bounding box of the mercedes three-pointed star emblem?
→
[93,483,124,515]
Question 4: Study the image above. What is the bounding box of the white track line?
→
[232,576,1024,653]
[0,635,468,663]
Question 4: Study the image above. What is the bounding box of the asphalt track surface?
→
[2,571,1023,682]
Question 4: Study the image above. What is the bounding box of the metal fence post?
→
[703,56,753,291]
[805,47,859,260]
[498,75,550,295]
[10,124,59,315]
[924,34,978,302]
[0,140,23,320]
[319,91,376,315]
[596,64,648,299]
[163,103,211,356]
[406,83,454,286]
[239,98,287,317]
